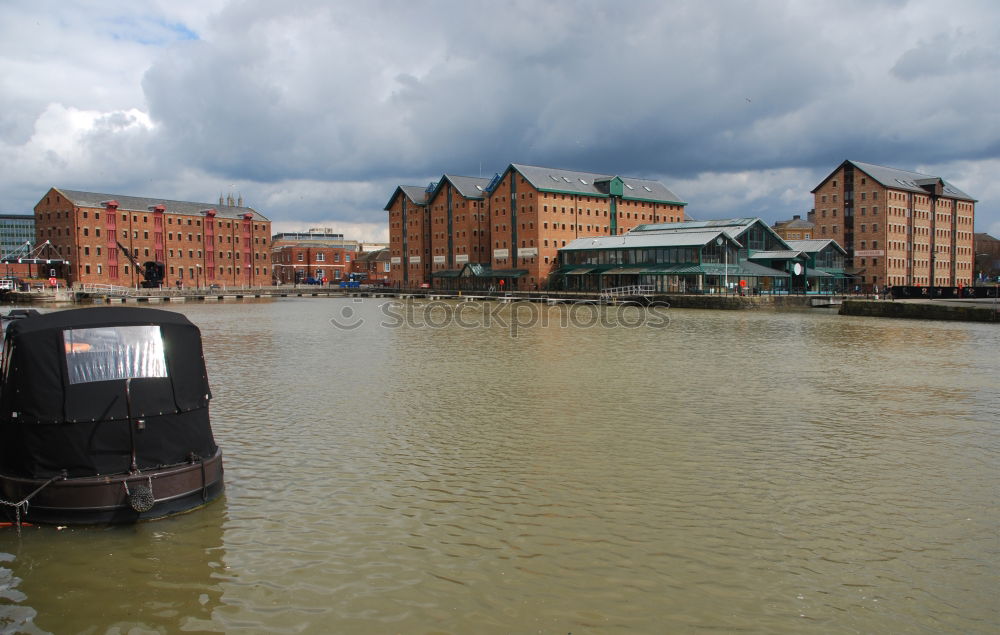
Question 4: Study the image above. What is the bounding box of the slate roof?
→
[785,239,847,255]
[509,163,686,205]
[354,248,390,263]
[749,250,805,260]
[562,230,739,251]
[384,185,430,210]
[632,217,760,234]
[52,188,268,221]
[439,175,491,199]
[815,160,975,201]
[774,217,814,229]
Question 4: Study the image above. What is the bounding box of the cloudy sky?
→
[2,0,999,241]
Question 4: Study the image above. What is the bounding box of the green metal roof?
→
[430,269,464,278]
[482,269,529,278]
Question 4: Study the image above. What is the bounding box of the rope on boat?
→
[0,474,63,533]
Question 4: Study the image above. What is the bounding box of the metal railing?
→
[600,285,654,301]
[80,283,134,297]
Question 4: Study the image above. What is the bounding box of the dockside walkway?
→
[5,285,996,322]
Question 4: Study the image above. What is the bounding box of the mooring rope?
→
[0,474,63,533]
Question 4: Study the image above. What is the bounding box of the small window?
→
[64,326,168,384]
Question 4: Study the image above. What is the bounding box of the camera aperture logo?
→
[329,297,670,336]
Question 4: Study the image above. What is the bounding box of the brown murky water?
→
[2,298,998,633]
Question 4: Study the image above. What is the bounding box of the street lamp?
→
[715,236,728,294]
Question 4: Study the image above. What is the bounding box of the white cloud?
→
[0,0,998,238]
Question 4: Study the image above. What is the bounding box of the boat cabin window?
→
[64,326,168,384]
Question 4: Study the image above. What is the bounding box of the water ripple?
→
[1,301,997,633]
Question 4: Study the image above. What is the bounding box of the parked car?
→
[303,277,321,285]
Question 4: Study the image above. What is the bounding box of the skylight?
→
[562,177,572,183]
[643,186,652,192]
[549,175,560,182]
[475,185,483,191]
[579,179,588,185]
[625,184,634,190]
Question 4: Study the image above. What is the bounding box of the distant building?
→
[271,228,359,250]
[34,188,272,287]
[270,243,357,284]
[0,214,36,279]
[0,214,35,256]
[772,214,814,241]
[808,160,976,289]
[351,248,390,284]
[974,232,1000,282]
[385,163,688,290]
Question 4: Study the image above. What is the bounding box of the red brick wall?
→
[271,245,354,283]
[33,189,271,287]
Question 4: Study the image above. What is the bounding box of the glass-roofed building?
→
[784,239,849,293]
[552,217,845,294]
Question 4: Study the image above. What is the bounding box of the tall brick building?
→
[385,164,687,290]
[808,161,976,289]
[34,188,272,287]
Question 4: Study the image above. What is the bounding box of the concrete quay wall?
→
[839,300,997,322]
[650,294,814,310]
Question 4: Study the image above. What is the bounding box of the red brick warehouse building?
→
[34,188,272,287]
[808,161,976,289]
[385,164,687,290]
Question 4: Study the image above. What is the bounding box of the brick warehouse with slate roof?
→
[34,188,272,288]
[808,160,976,289]
[385,163,687,290]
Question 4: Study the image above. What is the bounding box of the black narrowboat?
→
[0,307,224,525]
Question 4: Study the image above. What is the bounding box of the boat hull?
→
[1,449,224,525]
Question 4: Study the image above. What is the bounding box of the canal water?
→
[1,298,997,634]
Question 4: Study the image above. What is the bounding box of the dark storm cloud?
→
[2,0,999,235]
[143,0,853,181]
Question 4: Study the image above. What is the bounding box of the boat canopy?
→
[0,307,218,479]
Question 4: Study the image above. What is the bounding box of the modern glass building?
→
[784,239,849,293]
[551,217,847,294]
[0,214,35,259]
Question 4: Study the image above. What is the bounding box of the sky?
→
[2,0,999,242]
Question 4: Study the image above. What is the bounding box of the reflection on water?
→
[2,299,998,633]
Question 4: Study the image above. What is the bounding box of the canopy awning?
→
[482,269,529,278]
[430,269,463,278]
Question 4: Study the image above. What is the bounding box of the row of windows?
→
[76,244,262,261]
[81,264,268,277]
[42,208,265,233]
